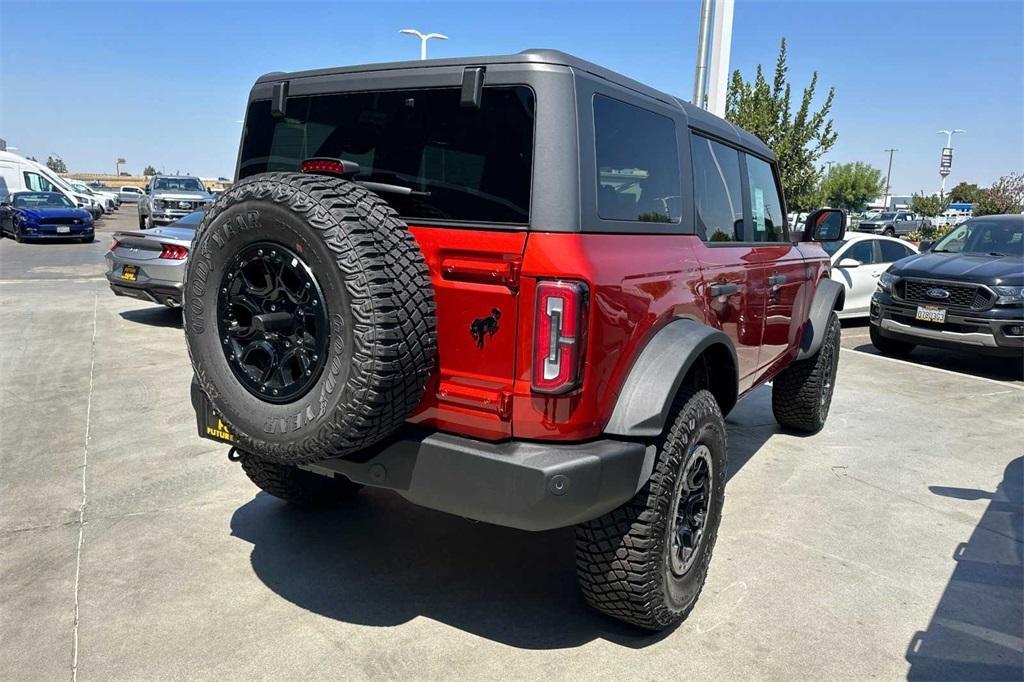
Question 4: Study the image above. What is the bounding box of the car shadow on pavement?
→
[229,407,778,650]
[905,456,1023,680]
[842,318,1023,383]
[119,306,183,329]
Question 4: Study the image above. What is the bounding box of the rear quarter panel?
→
[512,232,705,440]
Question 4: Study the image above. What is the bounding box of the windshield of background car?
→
[932,218,1024,256]
[153,178,206,193]
[13,192,74,208]
[238,86,536,225]
[877,212,896,220]
[821,239,847,256]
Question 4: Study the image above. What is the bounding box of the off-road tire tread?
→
[575,388,725,630]
[239,452,360,507]
[772,312,841,433]
[184,172,436,464]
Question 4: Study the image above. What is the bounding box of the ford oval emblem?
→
[926,287,950,300]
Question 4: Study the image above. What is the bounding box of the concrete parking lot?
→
[2,210,1022,679]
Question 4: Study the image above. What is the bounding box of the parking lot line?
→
[70,293,98,682]
[840,347,1024,391]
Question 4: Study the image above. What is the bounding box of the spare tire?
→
[183,172,436,464]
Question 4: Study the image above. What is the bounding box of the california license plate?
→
[56,226,70,234]
[121,264,138,281]
[915,305,946,323]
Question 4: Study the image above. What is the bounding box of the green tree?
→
[726,38,837,212]
[46,155,68,174]
[143,165,157,176]
[910,192,944,217]
[946,181,981,205]
[820,162,884,212]
[974,173,1024,216]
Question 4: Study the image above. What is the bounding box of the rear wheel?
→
[239,451,360,507]
[772,311,841,433]
[575,388,727,631]
[138,212,146,229]
[870,323,915,356]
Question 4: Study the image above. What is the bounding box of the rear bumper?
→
[871,293,1024,357]
[106,274,182,306]
[190,379,650,531]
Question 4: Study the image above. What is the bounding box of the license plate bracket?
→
[915,305,947,323]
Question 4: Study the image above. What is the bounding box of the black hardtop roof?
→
[255,49,773,159]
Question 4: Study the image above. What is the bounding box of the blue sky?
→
[2,0,1021,195]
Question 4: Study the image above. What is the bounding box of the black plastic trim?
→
[797,278,844,360]
[604,319,738,436]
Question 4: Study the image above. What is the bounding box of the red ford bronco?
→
[186,50,847,630]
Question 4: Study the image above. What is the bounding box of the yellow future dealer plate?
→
[121,264,138,281]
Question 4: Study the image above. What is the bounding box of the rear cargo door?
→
[235,76,541,439]
[406,227,525,441]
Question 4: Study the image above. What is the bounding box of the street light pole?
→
[399,29,448,60]
[692,0,712,107]
[936,129,964,195]
[883,148,898,210]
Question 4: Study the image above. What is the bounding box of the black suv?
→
[870,214,1024,357]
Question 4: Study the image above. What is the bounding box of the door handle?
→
[767,274,787,286]
[709,282,739,297]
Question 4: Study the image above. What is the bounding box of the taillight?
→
[109,238,122,251]
[532,280,588,394]
[300,157,360,176]
[159,244,189,260]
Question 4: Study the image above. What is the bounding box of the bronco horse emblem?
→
[470,308,501,349]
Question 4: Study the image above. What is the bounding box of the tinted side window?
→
[745,155,786,242]
[691,134,744,241]
[879,240,913,262]
[845,240,876,264]
[593,95,680,223]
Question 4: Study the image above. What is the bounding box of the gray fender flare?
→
[796,278,844,361]
[604,319,737,438]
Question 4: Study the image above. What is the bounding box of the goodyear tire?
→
[238,450,361,507]
[183,172,436,464]
[772,311,841,433]
[575,388,727,631]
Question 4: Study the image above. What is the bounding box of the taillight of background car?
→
[160,244,189,260]
[532,280,588,394]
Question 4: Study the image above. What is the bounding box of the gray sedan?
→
[105,210,205,307]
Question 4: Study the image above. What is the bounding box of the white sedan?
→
[824,232,919,319]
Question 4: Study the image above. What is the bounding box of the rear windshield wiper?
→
[355,180,430,198]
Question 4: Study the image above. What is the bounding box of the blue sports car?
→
[0,191,95,243]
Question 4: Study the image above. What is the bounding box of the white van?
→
[0,151,102,218]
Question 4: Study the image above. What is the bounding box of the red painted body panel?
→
[405,225,526,441]
[406,225,830,443]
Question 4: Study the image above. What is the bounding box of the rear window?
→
[239,86,536,225]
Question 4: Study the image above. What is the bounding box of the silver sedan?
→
[105,210,205,307]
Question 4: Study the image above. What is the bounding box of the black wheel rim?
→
[818,331,839,422]
[669,444,713,577]
[217,241,329,404]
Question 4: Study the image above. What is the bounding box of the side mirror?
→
[802,208,847,242]
[836,257,862,268]
[918,240,934,252]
